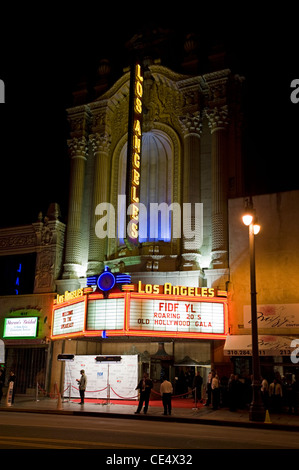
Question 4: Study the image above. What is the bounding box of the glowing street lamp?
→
[242,213,253,226]
[242,198,265,422]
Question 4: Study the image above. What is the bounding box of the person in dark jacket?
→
[76,369,87,404]
[193,372,203,403]
[135,373,153,414]
[0,369,4,402]
[8,371,16,404]
[228,374,238,411]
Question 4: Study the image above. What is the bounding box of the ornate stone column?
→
[206,104,229,270]
[179,112,202,269]
[87,132,111,275]
[33,204,66,293]
[62,136,88,279]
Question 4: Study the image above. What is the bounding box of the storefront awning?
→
[224,335,298,356]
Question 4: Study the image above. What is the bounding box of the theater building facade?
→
[1,45,299,399]
[50,55,245,395]
[1,28,299,402]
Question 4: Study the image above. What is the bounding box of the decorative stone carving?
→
[180,253,202,270]
[67,136,88,160]
[91,111,106,132]
[203,69,231,104]
[41,224,53,245]
[33,211,66,293]
[0,233,36,251]
[90,132,111,155]
[179,111,202,137]
[34,248,55,290]
[205,105,229,133]
[67,105,91,139]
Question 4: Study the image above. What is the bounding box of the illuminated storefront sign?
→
[224,335,299,356]
[137,280,220,297]
[55,288,84,305]
[127,63,144,242]
[51,284,228,340]
[243,303,299,329]
[52,297,86,337]
[3,317,38,338]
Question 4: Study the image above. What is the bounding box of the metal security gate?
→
[4,347,48,394]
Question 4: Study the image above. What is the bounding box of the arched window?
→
[118,130,173,244]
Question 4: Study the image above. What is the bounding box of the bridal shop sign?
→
[244,304,299,329]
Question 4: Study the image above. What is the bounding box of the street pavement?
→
[1,395,299,431]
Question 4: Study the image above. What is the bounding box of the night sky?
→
[0,4,298,228]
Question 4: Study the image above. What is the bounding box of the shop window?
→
[4,347,47,394]
[0,253,36,295]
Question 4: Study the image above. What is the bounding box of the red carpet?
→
[70,397,204,409]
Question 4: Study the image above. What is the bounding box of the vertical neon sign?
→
[126,63,143,244]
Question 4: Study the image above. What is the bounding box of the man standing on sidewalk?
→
[135,373,153,414]
[160,377,173,415]
[76,370,87,405]
[211,372,220,410]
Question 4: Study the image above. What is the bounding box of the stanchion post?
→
[67,362,72,402]
[107,363,110,405]
[35,382,40,402]
[5,381,14,407]
[55,382,63,410]
[192,387,199,411]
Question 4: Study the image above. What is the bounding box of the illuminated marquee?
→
[52,297,86,337]
[127,63,143,242]
[87,297,125,331]
[51,284,228,340]
[129,298,225,335]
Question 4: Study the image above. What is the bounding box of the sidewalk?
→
[1,395,299,431]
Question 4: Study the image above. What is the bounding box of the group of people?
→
[204,369,299,414]
[135,373,173,415]
[135,370,206,415]
[67,369,299,416]
[4,366,297,417]
[260,374,299,414]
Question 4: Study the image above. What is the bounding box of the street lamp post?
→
[242,199,265,422]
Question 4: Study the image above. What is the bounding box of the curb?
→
[1,405,299,432]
